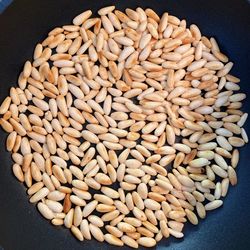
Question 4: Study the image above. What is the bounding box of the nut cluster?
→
[0,5,248,248]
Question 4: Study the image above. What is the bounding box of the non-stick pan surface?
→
[0,0,249,249]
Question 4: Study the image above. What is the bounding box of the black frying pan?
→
[0,0,250,249]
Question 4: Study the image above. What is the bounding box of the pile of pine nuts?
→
[0,6,248,248]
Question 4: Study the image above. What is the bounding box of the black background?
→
[0,0,250,249]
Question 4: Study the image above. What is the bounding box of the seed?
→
[231,149,239,168]
[47,191,65,201]
[189,158,210,168]
[46,200,63,213]
[62,194,71,213]
[6,131,17,152]
[241,128,248,143]
[196,202,206,219]
[95,173,112,185]
[98,6,115,16]
[173,143,191,154]
[70,195,86,207]
[101,210,119,222]
[73,10,92,25]
[80,219,91,240]
[30,187,49,203]
[9,118,26,136]
[73,206,82,227]
[168,228,184,238]
[205,200,223,211]
[52,218,64,226]
[144,199,161,210]
[121,235,138,248]
[216,136,232,151]
[117,222,135,233]
[64,208,74,228]
[12,164,24,182]
[214,182,222,200]
[155,179,173,191]
[159,220,169,238]
[177,175,194,187]
[113,200,129,215]
[228,166,237,185]
[0,96,11,114]
[104,234,123,246]
[228,137,245,147]
[27,182,44,196]
[211,165,228,178]
[37,202,54,220]
[71,225,84,241]
[237,113,248,127]
[101,15,114,34]
[185,209,198,225]
[83,200,98,217]
[214,154,228,170]
[89,223,104,242]
[137,237,156,247]
[51,156,67,169]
